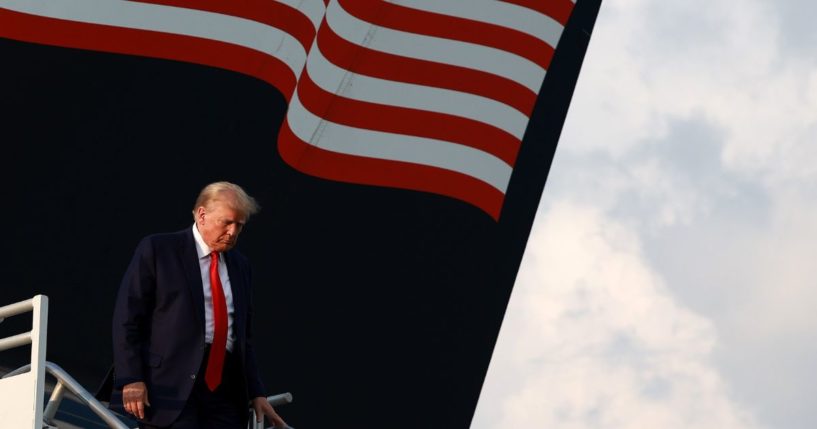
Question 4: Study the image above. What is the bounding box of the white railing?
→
[4,362,130,429]
[4,362,295,429]
[1,295,294,429]
[0,295,49,428]
[250,392,294,429]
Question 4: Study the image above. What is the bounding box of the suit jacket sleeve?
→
[111,236,156,388]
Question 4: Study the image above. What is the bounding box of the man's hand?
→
[122,381,150,420]
[252,396,287,428]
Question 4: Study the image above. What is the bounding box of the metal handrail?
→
[4,362,131,429]
[2,296,293,429]
[250,393,295,429]
[4,364,294,429]
[0,297,38,353]
[0,296,38,318]
[0,295,48,429]
[0,331,33,352]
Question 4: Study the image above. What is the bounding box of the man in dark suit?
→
[111,182,286,428]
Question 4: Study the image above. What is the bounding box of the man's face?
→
[196,199,246,253]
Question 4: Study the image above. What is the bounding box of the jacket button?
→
[191,374,196,380]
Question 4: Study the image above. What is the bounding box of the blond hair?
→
[192,181,260,220]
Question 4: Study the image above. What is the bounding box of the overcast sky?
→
[473,1,817,428]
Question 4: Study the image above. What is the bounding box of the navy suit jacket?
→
[111,228,266,427]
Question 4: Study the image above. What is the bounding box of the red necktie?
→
[205,251,228,391]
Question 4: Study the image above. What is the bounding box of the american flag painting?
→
[1,0,575,219]
[1,1,601,427]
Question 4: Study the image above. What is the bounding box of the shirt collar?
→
[191,223,213,260]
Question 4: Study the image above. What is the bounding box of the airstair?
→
[0,295,293,429]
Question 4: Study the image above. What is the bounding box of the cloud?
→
[473,203,760,429]
[546,1,817,426]
[476,0,817,427]
[647,189,817,429]
[561,0,817,188]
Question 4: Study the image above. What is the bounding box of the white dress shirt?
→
[192,224,235,352]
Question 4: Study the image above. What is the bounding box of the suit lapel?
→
[180,228,206,334]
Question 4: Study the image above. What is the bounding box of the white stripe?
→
[326,0,546,93]
[275,0,326,31]
[306,45,529,139]
[287,93,513,192]
[1,0,307,76]
[390,0,564,49]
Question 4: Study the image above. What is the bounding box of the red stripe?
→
[500,0,575,26]
[297,71,519,166]
[339,0,554,70]
[278,119,505,220]
[317,23,537,115]
[132,0,316,52]
[0,8,297,100]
